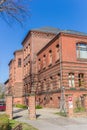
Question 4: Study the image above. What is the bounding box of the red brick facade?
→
[6,27,87,111]
[7,49,24,104]
[22,29,56,105]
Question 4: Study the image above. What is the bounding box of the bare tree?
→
[0,0,30,24]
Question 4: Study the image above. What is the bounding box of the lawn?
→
[0,114,38,130]
[9,120,38,130]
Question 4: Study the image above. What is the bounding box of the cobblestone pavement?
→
[13,108,87,130]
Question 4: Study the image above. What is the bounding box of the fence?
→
[12,124,22,130]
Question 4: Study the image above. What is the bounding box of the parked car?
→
[0,103,6,111]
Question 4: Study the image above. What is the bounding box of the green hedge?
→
[35,105,42,109]
[15,104,27,109]
[0,114,9,130]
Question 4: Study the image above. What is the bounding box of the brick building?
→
[7,49,24,104]
[6,27,87,109]
[22,27,60,105]
[36,30,87,108]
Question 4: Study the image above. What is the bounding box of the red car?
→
[0,103,6,111]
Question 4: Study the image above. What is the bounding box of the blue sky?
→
[0,0,87,83]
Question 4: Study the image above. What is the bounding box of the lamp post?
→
[59,42,66,113]
[60,86,66,113]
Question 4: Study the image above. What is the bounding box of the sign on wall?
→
[68,96,73,108]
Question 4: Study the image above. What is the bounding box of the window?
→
[56,73,60,89]
[43,79,46,91]
[78,73,84,87]
[76,43,87,59]
[38,59,41,71]
[69,73,75,87]
[55,44,59,61]
[28,44,30,54]
[49,50,52,65]
[18,58,21,67]
[43,55,46,69]
[50,76,53,89]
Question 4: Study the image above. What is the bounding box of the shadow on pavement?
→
[36,114,41,118]
[13,115,23,119]
[13,108,27,113]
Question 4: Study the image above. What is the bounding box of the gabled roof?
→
[32,26,61,34]
[22,26,87,45]
[62,30,87,36]
[37,29,87,55]
[22,27,61,45]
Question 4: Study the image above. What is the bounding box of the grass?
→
[0,114,38,130]
[55,112,67,117]
[74,107,86,113]
[15,104,27,109]
[35,105,42,109]
[9,120,38,130]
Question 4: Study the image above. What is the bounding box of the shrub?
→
[35,105,42,109]
[15,104,27,109]
[74,107,85,113]
[0,114,9,130]
[75,97,86,113]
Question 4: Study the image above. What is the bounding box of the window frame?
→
[76,42,87,59]
[68,73,75,88]
[18,58,21,67]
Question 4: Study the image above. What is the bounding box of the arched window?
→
[43,55,46,69]
[55,44,59,61]
[18,58,21,67]
[49,50,52,65]
[38,59,41,71]
[76,43,87,59]
[68,73,75,87]
[78,73,84,87]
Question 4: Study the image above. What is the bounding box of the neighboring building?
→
[8,49,24,104]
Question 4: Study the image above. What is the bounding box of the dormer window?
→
[76,43,87,59]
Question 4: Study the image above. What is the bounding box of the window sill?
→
[48,64,52,67]
[55,59,60,63]
[70,87,76,90]
[77,58,87,62]
[43,67,46,70]
[80,87,86,90]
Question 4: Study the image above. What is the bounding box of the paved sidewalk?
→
[13,108,87,130]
